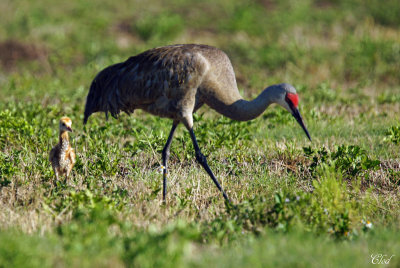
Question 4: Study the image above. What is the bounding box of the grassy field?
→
[1,0,400,266]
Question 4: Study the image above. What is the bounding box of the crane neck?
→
[218,85,282,121]
[59,131,70,147]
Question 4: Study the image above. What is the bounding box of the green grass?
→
[1,0,400,267]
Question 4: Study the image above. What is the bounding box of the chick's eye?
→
[62,123,65,126]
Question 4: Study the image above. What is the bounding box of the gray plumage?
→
[83,44,311,203]
[85,44,209,125]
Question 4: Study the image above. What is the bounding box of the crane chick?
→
[49,117,76,181]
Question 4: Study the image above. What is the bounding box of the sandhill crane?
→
[49,117,76,181]
[83,44,311,203]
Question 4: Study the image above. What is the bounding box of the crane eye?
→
[62,123,65,126]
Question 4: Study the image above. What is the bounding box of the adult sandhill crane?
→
[83,44,311,203]
[49,117,76,181]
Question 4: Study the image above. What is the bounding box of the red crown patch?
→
[286,92,299,108]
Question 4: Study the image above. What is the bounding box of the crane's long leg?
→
[189,128,231,203]
[162,121,179,202]
[52,167,59,188]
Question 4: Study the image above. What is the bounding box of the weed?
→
[0,150,21,186]
[303,145,380,178]
[377,92,400,104]
[363,0,400,27]
[384,126,400,144]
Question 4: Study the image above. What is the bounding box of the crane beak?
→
[291,108,311,141]
[67,126,73,132]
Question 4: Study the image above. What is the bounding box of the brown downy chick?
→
[49,117,76,181]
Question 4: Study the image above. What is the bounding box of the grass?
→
[1,0,400,267]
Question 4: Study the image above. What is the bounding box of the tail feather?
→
[83,62,126,124]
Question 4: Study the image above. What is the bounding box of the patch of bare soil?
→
[0,39,49,70]
[112,20,144,49]
[314,0,336,9]
[257,0,276,10]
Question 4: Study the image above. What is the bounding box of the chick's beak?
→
[67,126,73,132]
[291,108,311,141]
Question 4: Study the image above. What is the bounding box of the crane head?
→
[274,83,311,141]
[285,92,311,141]
[60,117,73,132]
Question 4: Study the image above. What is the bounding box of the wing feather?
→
[84,44,213,123]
